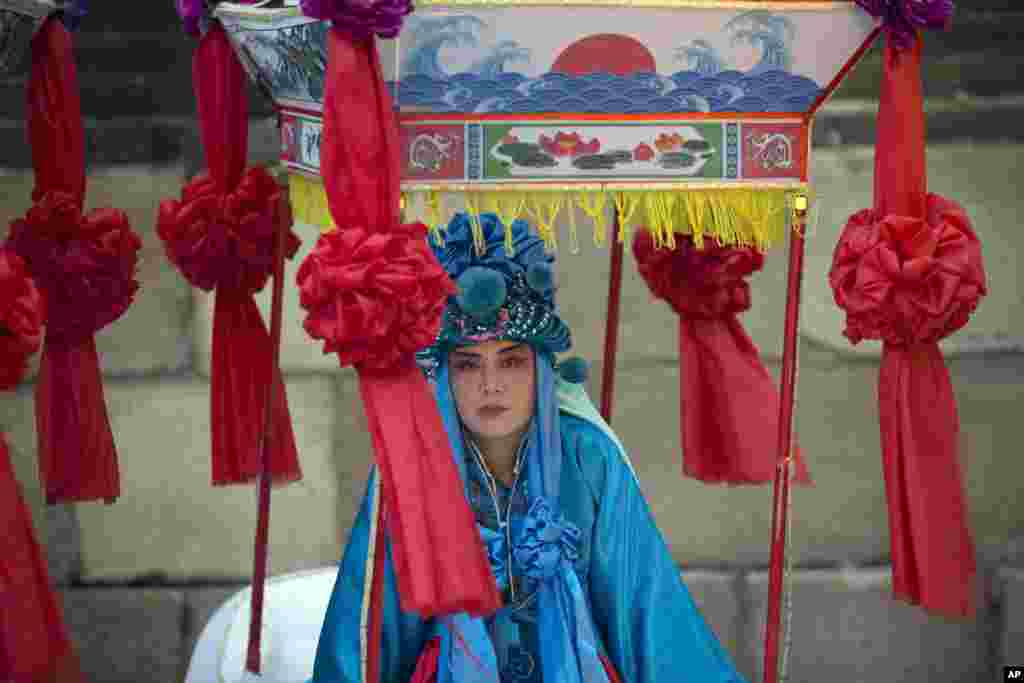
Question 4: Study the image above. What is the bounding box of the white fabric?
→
[184,567,338,683]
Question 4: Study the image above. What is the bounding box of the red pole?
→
[600,213,624,424]
[245,197,289,673]
[761,200,807,683]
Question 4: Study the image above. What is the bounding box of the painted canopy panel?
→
[394,5,875,115]
[216,2,876,116]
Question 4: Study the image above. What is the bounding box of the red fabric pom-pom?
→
[6,191,140,345]
[634,231,810,485]
[829,193,986,348]
[634,233,763,319]
[157,167,301,294]
[296,222,456,371]
[0,249,45,390]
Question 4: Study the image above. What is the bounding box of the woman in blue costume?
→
[313,212,747,683]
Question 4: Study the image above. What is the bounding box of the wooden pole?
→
[600,212,624,425]
[761,199,807,683]
[245,198,289,673]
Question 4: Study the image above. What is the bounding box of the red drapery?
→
[6,18,142,504]
[829,36,985,619]
[633,231,811,486]
[297,28,499,618]
[0,434,82,682]
[157,23,302,487]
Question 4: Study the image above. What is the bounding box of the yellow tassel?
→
[661,193,678,250]
[641,193,660,248]
[567,200,580,255]
[488,193,525,257]
[611,192,640,243]
[465,195,485,255]
[527,195,562,251]
[577,191,608,246]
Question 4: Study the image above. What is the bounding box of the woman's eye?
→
[454,360,479,371]
[501,357,526,369]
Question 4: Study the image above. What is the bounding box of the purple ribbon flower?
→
[60,0,87,31]
[176,0,207,37]
[512,497,581,581]
[300,0,414,40]
[856,0,954,49]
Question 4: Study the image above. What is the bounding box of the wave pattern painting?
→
[389,69,822,114]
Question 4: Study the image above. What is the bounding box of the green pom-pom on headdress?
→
[558,356,589,384]
[456,267,507,320]
[526,262,555,296]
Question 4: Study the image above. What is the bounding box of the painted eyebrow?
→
[451,344,527,359]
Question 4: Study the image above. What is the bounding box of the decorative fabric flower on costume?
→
[512,497,581,581]
[0,249,44,390]
[856,0,954,48]
[481,526,509,591]
[634,234,764,319]
[296,222,456,371]
[301,0,414,39]
[6,191,141,345]
[829,194,985,347]
[157,168,301,295]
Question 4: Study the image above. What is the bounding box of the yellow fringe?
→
[577,191,609,246]
[289,174,336,233]
[299,180,797,251]
[526,195,564,251]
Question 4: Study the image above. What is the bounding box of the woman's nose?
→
[480,363,502,394]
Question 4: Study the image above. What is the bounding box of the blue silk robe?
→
[312,384,747,683]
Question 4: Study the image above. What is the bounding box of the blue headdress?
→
[417,212,573,376]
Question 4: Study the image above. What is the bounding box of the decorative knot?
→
[829,193,986,348]
[157,167,301,296]
[296,222,456,371]
[300,0,414,40]
[6,191,140,346]
[512,497,580,581]
[856,0,954,49]
[633,229,764,320]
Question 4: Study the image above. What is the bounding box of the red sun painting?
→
[551,34,657,76]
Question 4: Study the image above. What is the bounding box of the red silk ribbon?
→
[633,230,811,485]
[5,19,141,504]
[829,35,986,619]
[297,28,500,618]
[157,24,302,486]
[0,434,82,682]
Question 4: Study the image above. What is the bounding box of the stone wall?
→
[1,2,1022,681]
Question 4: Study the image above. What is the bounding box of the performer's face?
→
[448,340,535,444]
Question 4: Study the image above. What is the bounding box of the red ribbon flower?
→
[157,168,300,296]
[0,249,45,390]
[7,191,140,345]
[830,194,985,347]
[634,231,811,485]
[296,222,456,371]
